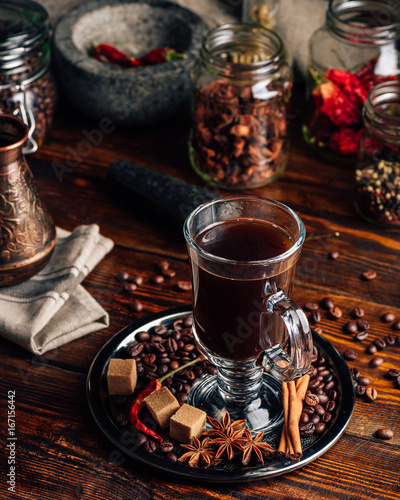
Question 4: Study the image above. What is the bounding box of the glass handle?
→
[261,289,312,381]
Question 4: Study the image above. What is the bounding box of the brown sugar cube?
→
[169,404,206,443]
[107,358,137,395]
[144,386,180,429]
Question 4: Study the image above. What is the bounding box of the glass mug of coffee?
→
[184,196,312,432]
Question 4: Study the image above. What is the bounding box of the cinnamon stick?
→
[287,381,302,460]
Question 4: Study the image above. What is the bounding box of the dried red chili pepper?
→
[129,378,163,442]
[92,43,185,68]
[137,47,186,65]
[92,43,139,67]
[128,355,203,442]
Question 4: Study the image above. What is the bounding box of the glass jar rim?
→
[0,0,50,73]
[363,81,400,141]
[183,196,306,267]
[201,23,286,80]
[327,0,399,45]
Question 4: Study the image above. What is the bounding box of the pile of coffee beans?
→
[300,346,338,438]
[109,316,215,463]
[303,291,399,441]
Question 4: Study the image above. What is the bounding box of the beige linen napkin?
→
[0,224,114,355]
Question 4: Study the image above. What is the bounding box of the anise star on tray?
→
[203,411,247,438]
[178,437,216,468]
[237,428,276,466]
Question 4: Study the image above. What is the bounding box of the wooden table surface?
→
[1,93,400,500]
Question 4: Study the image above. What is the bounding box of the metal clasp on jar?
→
[0,82,38,154]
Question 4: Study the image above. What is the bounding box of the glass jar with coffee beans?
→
[303,0,400,162]
[0,0,57,153]
[189,23,292,190]
[355,82,400,228]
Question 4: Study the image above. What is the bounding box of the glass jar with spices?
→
[303,0,400,161]
[0,0,57,153]
[189,23,292,190]
[355,82,400,228]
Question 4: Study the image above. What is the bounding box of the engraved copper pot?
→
[0,115,56,286]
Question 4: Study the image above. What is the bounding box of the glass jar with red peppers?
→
[189,23,292,190]
[355,82,400,228]
[302,0,400,162]
[0,0,57,153]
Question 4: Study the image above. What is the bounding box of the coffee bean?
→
[162,268,176,278]
[366,344,377,354]
[396,376,400,389]
[343,321,357,334]
[303,406,315,415]
[144,353,156,364]
[177,281,192,291]
[361,270,377,281]
[328,250,339,260]
[151,275,165,284]
[300,412,309,423]
[165,337,178,353]
[356,319,370,331]
[305,393,319,406]
[329,306,342,319]
[315,422,327,434]
[358,376,370,386]
[355,331,368,341]
[157,260,170,271]
[381,312,395,323]
[351,306,364,318]
[356,385,366,397]
[343,349,357,360]
[133,433,148,447]
[308,378,320,389]
[320,297,335,310]
[329,390,337,401]
[369,356,384,368]
[117,270,129,282]
[205,365,217,375]
[317,393,329,404]
[374,428,393,440]
[385,335,396,346]
[314,404,325,416]
[387,369,400,379]
[135,331,150,342]
[130,299,143,313]
[177,393,188,405]
[391,321,400,331]
[124,282,137,292]
[365,387,378,401]
[310,413,320,424]
[324,380,335,392]
[157,364,168,376]
[130,275,144,286]
[300,422,315,436]
[350,367,360,380]
[166,452,178,463]
[170,361,180,370]
[159,441,174,453]
[144,440,157,453]
[373,338,386,350]
[304,302,319,311]
[321,412,332,423]
[310,310,321,323]
[128,343,145,357]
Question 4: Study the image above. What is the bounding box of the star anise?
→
[236,428,275,466]
[203,411,246,438]
[178,437,216,468]
[208,424,246,461]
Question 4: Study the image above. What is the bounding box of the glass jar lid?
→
[0,0,50,74]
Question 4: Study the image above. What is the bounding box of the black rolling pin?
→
[108,160,220,225]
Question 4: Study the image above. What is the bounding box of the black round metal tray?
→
[87,306,355,482]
